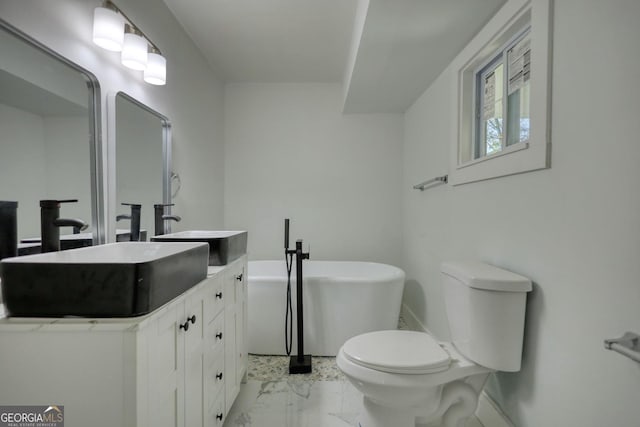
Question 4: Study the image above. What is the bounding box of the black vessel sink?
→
[116,229,148,242]
[20,232,94,250]
[0,242,209,317]
[151,230,247,266]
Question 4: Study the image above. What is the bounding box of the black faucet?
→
[154,203,181,236]
[116,203,142,241]
[284,218,312,374]
[0,201,18,260]
[40,199,88,252]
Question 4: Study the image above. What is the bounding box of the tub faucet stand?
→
[285,220,312,374]
[289,354,312,374]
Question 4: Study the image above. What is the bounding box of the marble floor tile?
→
[224,377,484,427]
[224,379,362,427]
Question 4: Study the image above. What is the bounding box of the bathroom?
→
[0,0,639,426]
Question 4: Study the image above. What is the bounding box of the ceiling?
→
[163,0,358,83]
[163,0,506,112]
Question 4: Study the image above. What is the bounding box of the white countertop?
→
[207,265,226,276]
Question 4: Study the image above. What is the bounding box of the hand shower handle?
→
[284,218,290,250]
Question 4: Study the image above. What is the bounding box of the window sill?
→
[457,142,529,170]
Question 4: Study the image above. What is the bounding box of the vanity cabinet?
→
[223,261,248,413]
[0,256,247,427]
[147,281,211,427]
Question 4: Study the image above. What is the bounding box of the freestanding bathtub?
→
[248,260,405,356]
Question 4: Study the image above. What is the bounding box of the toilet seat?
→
[341,330,451,374]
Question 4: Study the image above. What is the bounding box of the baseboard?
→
[400,303,430,333]
[476,392,514,427]
[400,303,514,427]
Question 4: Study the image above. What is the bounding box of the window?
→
[477,56,505,158]
[450,0,551,185]
[474,30,530,160]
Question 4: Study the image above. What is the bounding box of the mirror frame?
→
[107,91,172,242]
[0,19,104,244]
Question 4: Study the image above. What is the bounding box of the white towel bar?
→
[413,175,448,191]
[604,332,640,363]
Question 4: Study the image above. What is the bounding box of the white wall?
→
[0,0,226,238]
[0,105,90,239]
[224,83,403,264]
[43,116,92,230]
[0,103,46,238]
[402,0,640,425]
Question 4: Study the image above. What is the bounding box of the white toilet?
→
[337,261,532,427]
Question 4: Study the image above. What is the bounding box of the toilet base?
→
[354,379,484,427]
[357,397,415,427]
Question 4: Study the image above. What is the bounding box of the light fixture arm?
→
[103,0,162,55]
[94,0,167,85]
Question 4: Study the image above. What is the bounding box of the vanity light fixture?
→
[92,4,124,51]
[92,0,166,85]
[144,46,167,85]
[121,24,147,70]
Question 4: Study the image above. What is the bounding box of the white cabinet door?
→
[224,265,239,413]
[235,261,248,382]
[145,284,207,427]
[224,258,248,414]
[147,303,185,427]
[184,286,206,427]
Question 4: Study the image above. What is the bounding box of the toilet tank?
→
[441,261,532,372]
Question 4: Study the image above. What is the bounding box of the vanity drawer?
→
[204,276,224,324]
[207,392,226,427]
[207,347,225,417]
[207,311,225,354]
[223,262,244,306]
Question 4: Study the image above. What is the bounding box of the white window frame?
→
[449,0,552,185]
[474,28,531,160]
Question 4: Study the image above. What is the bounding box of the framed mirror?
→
[0,20,103,250]
[109,92,171,242]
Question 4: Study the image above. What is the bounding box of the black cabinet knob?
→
[216,332,223,340]
[179,315,196,331]
[215,292,223,299]
[235,273,243,281]
[216,372,223,380]
[216,413,223,421]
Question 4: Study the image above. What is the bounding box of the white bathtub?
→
[248,260,405,356]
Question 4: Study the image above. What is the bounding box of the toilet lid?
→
[342,330,451,374]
